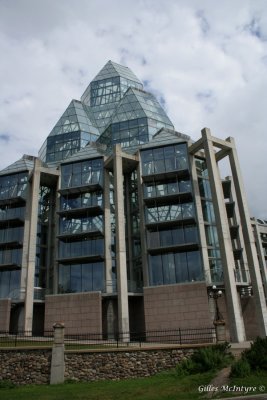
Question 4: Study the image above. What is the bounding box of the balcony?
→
[143,191,192,206]
[225,201,235,218]
[58,182,103,196]
[234,269,251,286]
[57,205,103,218]
[142,168,190,183]
[147,242,199,255]
[146,216,196,229]
[206,269,224,285]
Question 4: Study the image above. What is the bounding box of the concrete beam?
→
[113,145,130,336]
[228,137,267,337]
[202,128,245,342]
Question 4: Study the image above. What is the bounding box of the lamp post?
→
[209,285,226,343]
[209,285,224,322]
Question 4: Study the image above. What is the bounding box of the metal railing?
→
[234,269,251,285]
[0,327,216,349]
[65,327,216,349]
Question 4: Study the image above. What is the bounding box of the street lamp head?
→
[212,285,217,290]
[218,290,222,296]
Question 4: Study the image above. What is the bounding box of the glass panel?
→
[175,252,188,283]
[70,264,81,292]
[149,255,163,286]
[187,251,203,281]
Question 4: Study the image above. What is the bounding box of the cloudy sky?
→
[0,0,266,218]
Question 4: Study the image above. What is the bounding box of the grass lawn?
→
[214,370,267,398]
[0,369,266,400]
[0,370,216,400]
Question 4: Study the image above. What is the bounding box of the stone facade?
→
[0,350,51,385]
[44,292,102,334]
[65,348,194,382]
[144,282,212,331]
[0,299,11,331]
[0,347,198,386]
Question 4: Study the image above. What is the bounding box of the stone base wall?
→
[65,348,194,381]
[0,299,11,331]
[0,350,51,385]
[144,282,212,331]
[0,347,198,385]
[44,292,102,334]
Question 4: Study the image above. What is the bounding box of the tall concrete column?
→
[253,222,267,301]
[202,128,245,342]
[23,159,41,332]
[20,182,33,305]
[137,160,149,287]
[227,137,267,336]
[104,169,113,293]
[190,154,211,283]
[113,145,130,336]
[125,175,134,284]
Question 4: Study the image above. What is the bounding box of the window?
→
[149,250,203,286]
[141,143,189,176]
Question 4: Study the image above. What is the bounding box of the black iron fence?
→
[0,327,216,349]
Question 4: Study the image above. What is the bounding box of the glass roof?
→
[38,61,176,161]
[87,60,142,86]
[0,155,35,176]
[110,87,174,127]
[48,100,99,137]
[80,61,144,133]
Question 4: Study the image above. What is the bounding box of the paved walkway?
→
[205,342,267,399]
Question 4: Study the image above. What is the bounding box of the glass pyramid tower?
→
[39,61,174,163]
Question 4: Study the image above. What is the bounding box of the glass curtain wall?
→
[0,171,28,298]
[141,144,203,286]
[58,158,105,293]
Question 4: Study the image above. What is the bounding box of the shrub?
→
[230,358,251,378]
[176,357,196,376]
[242,337,267,371]
[176,343,233,375]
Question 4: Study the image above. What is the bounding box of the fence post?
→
[50,322,65,385]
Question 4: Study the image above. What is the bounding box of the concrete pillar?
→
[202,128,245,342]
[20,180,33,304]
[113,145,130,337]
[46,186,56,294]
[50,322,65,384]
[227,137,267,337]
[125,175,134,284]
[253,222,267,301]
[104,169,113,293]
[137,159,149,287]
[190,154,211,283]
[224,176,249,282]
[23,159,41,332]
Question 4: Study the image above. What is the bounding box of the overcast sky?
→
[0,0,266,218]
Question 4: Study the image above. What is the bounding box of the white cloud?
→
[0,0,266,217]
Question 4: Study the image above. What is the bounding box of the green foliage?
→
[242,336,267,371]
[176,357,196,376]
[0,380,16,389]
[230,358,251,378]
[176,343,233,375]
